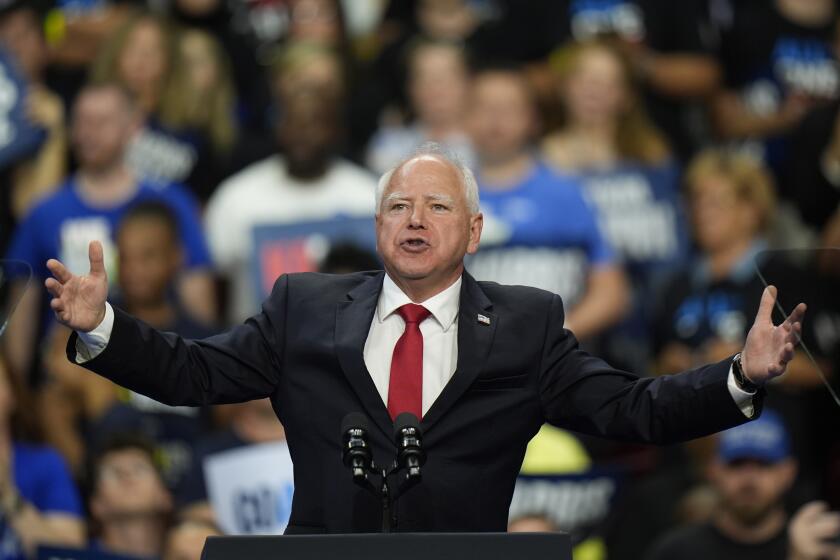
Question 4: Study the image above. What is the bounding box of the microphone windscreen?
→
[393,412,421,439]
[341,412,369,436]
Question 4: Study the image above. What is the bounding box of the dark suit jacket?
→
[69,271,759,533]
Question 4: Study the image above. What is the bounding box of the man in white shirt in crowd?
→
[205,88,376,324]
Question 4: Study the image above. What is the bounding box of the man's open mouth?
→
[401,238,430,252]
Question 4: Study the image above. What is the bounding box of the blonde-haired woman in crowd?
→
[92,12,237,201]
[162,28,237,159]
[91,11,177,118]
[652,149,792,376]
[542,39,670,171]
[541,39,686,371]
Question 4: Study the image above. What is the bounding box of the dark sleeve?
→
[538,294,759,445]
[650,272,685,356]
[66,275,291,407]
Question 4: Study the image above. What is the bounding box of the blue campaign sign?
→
[249,215,378,303]
[37,546,141,560]
[0,47,46,168]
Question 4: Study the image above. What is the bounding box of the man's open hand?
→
[741,285,806,385]
[44,240,109,333]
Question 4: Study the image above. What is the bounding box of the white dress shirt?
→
[363,274,461,416]
[76,275,756,417]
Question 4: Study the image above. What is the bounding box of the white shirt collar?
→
[378,273,462,332]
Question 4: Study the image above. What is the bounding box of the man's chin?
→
[727,500,778,527]
[384,256,463,285]
[390,268,432,281]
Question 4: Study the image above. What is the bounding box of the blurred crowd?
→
[0,0,839,558]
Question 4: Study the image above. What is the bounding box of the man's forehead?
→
[387,155,463,193]
[395,154,459,180]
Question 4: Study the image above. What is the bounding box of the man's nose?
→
[408,205,426,228]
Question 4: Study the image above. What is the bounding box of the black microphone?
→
[341,412,374,483]
[393,413,425,480]
[341,413,393,532]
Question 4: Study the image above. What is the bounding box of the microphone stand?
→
[348,451,419,532]
[341,412,425,533]
[380,470,392,532]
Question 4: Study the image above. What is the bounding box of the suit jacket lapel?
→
[334,271,394,440]
[422,271,496,434]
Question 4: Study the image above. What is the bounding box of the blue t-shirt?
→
[467,161,614,306]
[0,443,83,560]
[5,176,212,282]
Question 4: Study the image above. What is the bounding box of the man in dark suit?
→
[44,143,805,533]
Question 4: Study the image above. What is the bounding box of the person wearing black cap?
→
[647,409,796,560]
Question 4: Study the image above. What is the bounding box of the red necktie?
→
[387,304,431,421]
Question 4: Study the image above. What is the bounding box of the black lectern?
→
[201,532,572,560]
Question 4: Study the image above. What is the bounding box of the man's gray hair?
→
[375,142,481,215]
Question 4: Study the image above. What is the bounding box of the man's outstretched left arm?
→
[538,286,805,444]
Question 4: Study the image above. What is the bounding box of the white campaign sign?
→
[204,441,295,535]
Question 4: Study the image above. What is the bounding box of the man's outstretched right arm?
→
[46,240,284,406]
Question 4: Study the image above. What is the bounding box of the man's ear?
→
[467,213,483,254]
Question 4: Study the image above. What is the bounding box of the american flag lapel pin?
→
[477,314,490,325]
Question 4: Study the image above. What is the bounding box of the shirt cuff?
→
[727,364,756,418]
[74,302,114,363]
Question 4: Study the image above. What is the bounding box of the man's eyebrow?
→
[384,192,408,203]
[426,193,455,204]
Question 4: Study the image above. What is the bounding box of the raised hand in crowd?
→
[789,501,840,560]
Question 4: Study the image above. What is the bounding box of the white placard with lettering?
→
[204,441,295,535]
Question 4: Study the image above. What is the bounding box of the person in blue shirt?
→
[3,81,215,382]
[465,65,629,341]
[0,353,84,559]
